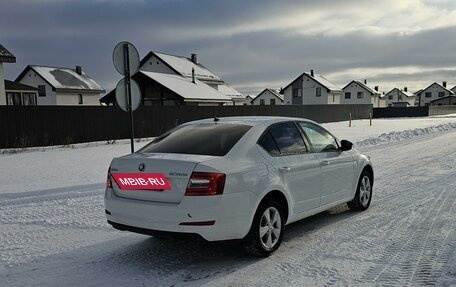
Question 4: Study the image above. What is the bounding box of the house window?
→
[6,92,22,106]
[22,93,37,106]
[345,92,351,99]
[38,85,46,97]
[357,91,364,99]
[270,98,276,105]
[438,92,445,97]
[78,94,83,105]
[316,87,321,97]
[388,95,393,100]
[292,88,301,98]
[425,92,432,98]
[260,99,265,105]
[398,95,402,101]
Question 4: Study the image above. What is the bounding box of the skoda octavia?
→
[105,117,373,256]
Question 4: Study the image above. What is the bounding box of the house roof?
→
[139,71,231,103]
[217,83,244,99]
[0,44,16,63]
[429,95,456,103]
[16,65,105,92]
[140,51,221,83]
[251,88,284,104]
[385,88,415,97]
[342,80,381,96]
[421,82,454,95]
[4,80,37,91]
[282,72,342,93]
[414,89,423,95]
[451,86,456,92]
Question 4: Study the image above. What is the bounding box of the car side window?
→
[263,122,308,155]
[258,130,280,156]
[298,122,339,153]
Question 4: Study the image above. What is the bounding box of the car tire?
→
[243,200,285,257]
[348,170,373,211]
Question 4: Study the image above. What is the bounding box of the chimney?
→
[404,87,408,92]
[75,65,82,75]
[310,69,314,77]
[191,53,198,64]
[192,68,195,84]
[374,86,379,91]
[364,79,367,85]
[443,81,447,88]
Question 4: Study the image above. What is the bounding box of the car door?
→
[297,121,356,206]
[257,122,322,214]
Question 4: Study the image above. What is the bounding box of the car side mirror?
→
[340,140,353,151]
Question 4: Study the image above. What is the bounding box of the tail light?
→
[106,167,112,188]
[185,172,226,196]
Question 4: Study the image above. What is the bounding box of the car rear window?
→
[139,123,252,156]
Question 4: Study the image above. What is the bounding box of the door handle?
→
[321,160,330,166]
[278,166,291,172]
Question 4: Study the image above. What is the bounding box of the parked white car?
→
[105,117,373,256]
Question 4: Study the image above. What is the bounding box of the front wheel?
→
[348,171,372,211]
[243,200,284,257]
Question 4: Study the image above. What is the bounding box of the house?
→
[429,95,456,106]
[414,89,423,106]
[244,95,254,105]
[251,88,284,105]
[341,80,383,107]
[451,86,456,94]
[15,65,105,106]
[4,80,38,105]
[0,43,16,105]
[136,51,244,105]
[281,70,342,105]
[384,87,416,107]
[418,82,454,106]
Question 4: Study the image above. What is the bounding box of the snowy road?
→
[1,124,455,286]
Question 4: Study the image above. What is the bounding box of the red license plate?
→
[112,173,172,190]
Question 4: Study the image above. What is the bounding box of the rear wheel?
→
[243,200,284,257]
[348,171,372,211]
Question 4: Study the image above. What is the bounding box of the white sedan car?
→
[105,117,373,256]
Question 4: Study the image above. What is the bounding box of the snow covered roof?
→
[282,72,342,93]
[217,83,244,99]
[385,88,415,97]
[16,65,104,92]
[141,52,222,83]
[342,80,381,96]
[139,71,231,103]
[0,43,16,63]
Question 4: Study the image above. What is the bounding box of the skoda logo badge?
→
[138,163,145,171]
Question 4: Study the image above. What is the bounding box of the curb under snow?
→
[354,122,456,148]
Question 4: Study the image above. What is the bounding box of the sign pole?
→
[123,43,135,153]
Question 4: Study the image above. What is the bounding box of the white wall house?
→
[417,82,455,106]
[251,88,284,105]
[0,43,16,105]
[282,70,342,105]
[136,51,244,105]
[384,88,416,107]
[16,65,105,106]
[341,80,383,107]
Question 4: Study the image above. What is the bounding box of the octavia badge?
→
[138,163,145,171]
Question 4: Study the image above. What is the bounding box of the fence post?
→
[369,112,372,126]
[349,112,352,127]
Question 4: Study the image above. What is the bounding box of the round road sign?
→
[115,78,141,112]
[113,41,140,76]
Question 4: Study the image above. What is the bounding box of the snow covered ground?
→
[1,115,455,286]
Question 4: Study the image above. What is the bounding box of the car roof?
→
[187,116,316,127]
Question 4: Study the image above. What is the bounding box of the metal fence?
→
[429,105,456,116]
[0,104,372,149]
[373,107,429,118]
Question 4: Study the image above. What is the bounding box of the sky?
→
[1,0,456,95]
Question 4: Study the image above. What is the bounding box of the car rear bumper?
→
[104,188,255,241]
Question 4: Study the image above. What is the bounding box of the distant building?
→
[281,70,342,105]
[418,82,455,106]
[244,95,254,105]
[251,88,284,105]
[16,65,105,105]
[4,80,38,105]
[384,88,416,107]
[341,80,383,107]
[0,43,16,105]
[429,95,456,106]
[136,51,242,105]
